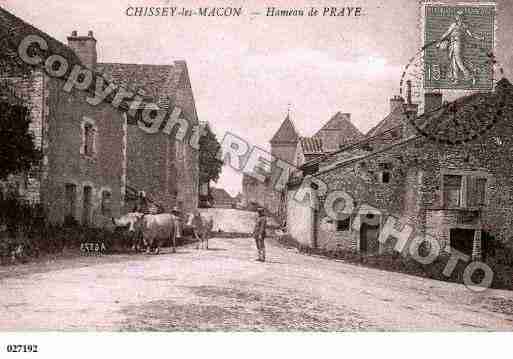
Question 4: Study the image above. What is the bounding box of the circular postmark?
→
[399,44,506,146]
[399,2,506,145]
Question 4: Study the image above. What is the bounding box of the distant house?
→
[242,112,364,218]
[211,187,235,208]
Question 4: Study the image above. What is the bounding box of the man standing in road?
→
[253,207,267,262]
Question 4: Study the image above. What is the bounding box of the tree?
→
[199,124,223,185]
[0,102,40,181]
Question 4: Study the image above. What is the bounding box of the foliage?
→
[199,124,223,185]
[0,102,40,180]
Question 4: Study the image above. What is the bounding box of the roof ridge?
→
[365,104,405,137]
[314,112,364,137]
[301,124,404,169]
[313,135,420,177]
[0,7,83,68]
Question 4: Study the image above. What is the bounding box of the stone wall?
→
[286,187,314,247]
[42,75,124,226]
[127,126,176,211]
[170,61,199,213]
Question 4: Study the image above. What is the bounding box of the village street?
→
[1,237,512,331]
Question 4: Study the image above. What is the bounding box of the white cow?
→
[185,211,214,250]
[139,213,178,254]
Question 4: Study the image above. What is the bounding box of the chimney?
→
[67,30,97,70]
[389,95,404,113]
[406,80,412,105]
[424,92,443,114]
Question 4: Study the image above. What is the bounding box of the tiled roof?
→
[366,105,404,138]
[417,78,513,141]
[312,78,513,177]
[300,136,323,154]
[315,112,364,144]
[96,62,179,107]
[211,187,234,204]
[270,114,299,143]
[0,7,82,73]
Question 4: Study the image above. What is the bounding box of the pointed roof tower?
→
[270,114,299,144]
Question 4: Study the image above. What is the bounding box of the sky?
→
[3,0,512,196]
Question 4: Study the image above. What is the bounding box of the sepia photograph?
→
[0,0,512,357]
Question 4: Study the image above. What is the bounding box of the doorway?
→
[449,228,475,256]
[360,214,380,254]
[82,185,92,225]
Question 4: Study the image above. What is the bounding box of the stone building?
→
[0,7,199,225]
[97,60,199,214]
[286,79,513,260]
[242,112,363,217]
[0,8,125,226]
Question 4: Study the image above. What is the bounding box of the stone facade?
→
[287,81,513,260]
[0,7,199,226]
[98,61,199,215]
[0,68,125,226]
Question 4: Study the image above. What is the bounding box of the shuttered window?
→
[467,177,487,207]
[443,175,462,207]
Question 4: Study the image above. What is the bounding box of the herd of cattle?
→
[111,211,214,254]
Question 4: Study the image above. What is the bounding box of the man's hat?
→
[257,207,265,213]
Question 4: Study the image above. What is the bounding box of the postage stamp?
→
[423,2,496,90]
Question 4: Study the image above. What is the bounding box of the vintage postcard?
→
[0,0,512,357]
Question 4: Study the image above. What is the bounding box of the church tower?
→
[270,114,299,165]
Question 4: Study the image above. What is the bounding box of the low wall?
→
[199,208,277,234]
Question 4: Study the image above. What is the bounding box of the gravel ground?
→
[0,237,512,331]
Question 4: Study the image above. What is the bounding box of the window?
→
[83,121,95,157]
[380,163,392,183]
[467,177,487,207]
[476,178,487,206]
[443,175,462,207]
[443,174,487,208]
[336,217,350,231]
[382,171,391,183]
[101,190,111,216]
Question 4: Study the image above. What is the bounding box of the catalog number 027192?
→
[6,344,39,353]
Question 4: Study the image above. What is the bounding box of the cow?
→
[139,213,178,254]
[112,212,145,252]
[185,211,214,250]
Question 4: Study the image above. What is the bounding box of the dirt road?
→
[1,237,512,331]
